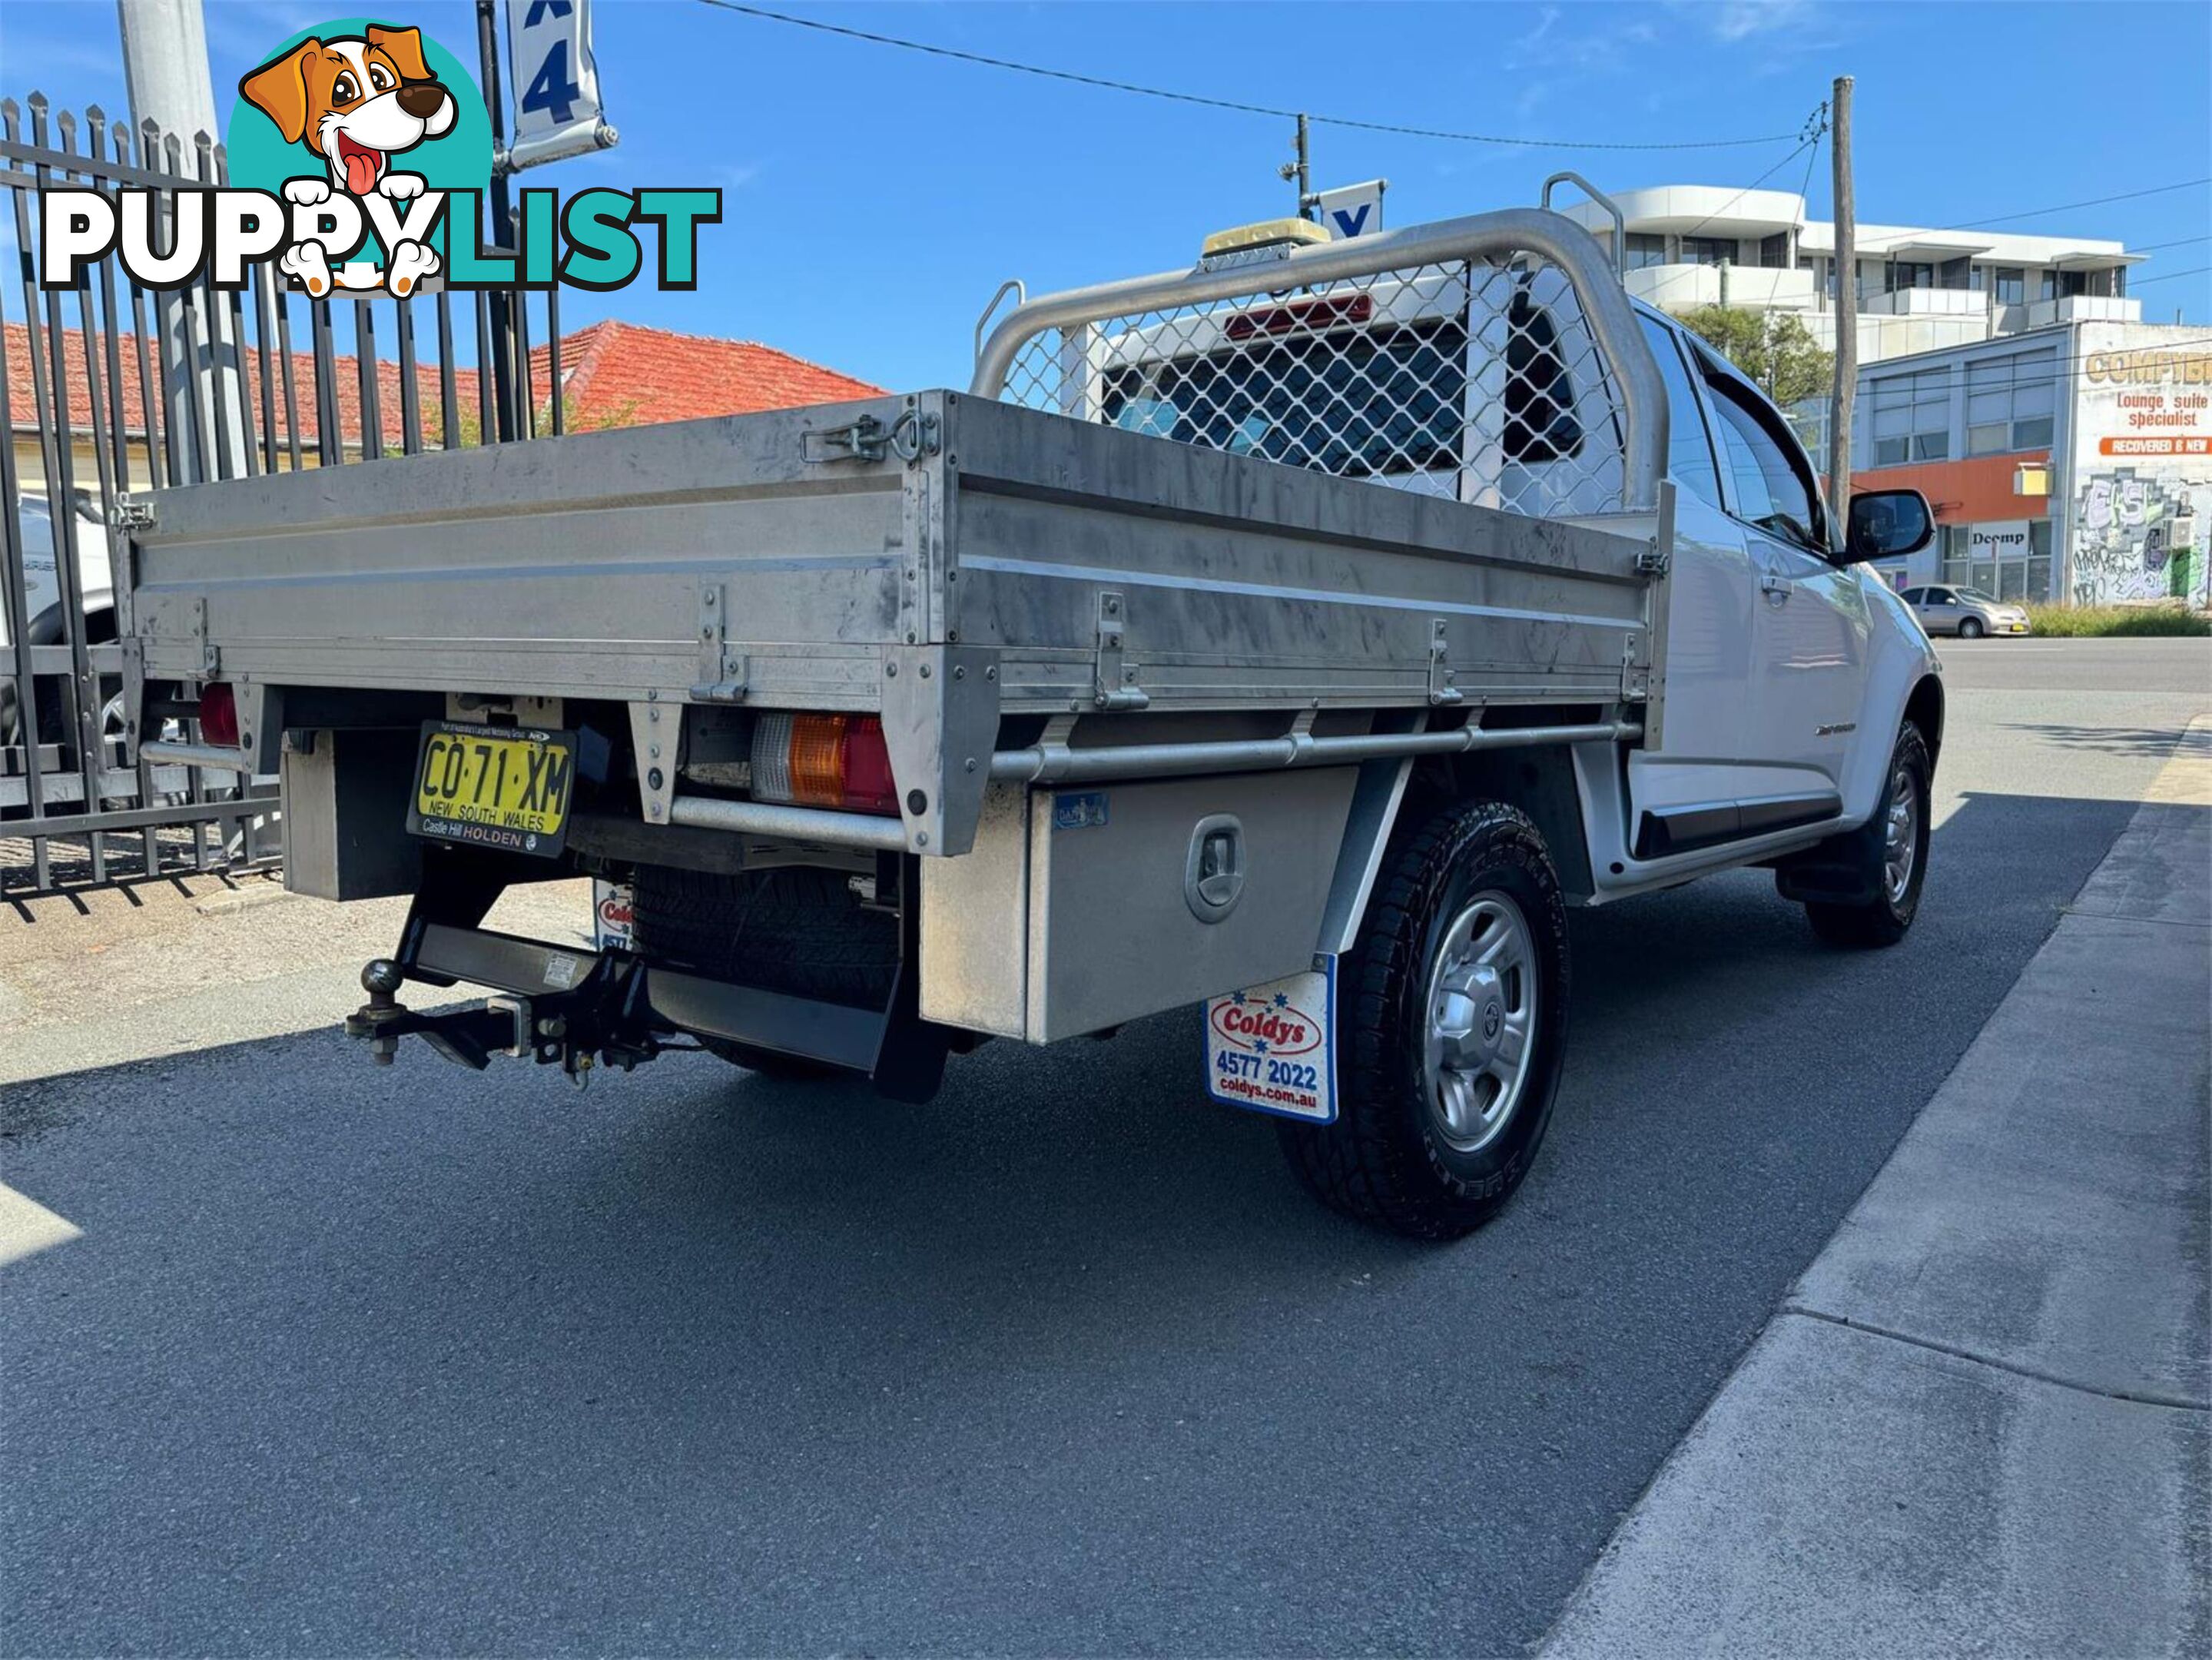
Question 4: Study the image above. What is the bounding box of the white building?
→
[1843,319,2208,607]
[1563,186,2144,364]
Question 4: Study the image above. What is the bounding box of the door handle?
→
[1759,573,1793,603]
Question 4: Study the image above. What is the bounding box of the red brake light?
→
[198,682,238,747]
[839,717,898,815]
[1225,293,1373,340]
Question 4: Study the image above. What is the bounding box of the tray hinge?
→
[1093,591,1149,711]
[690,582,746,703]
[803,407,940,466]
[1428,617,1463,706]
[1620,629,1652,702]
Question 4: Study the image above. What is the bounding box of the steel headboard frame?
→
[971,208,1669,516]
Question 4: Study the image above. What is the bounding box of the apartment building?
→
[1563,185,2144,364]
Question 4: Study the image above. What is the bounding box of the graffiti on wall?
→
[2070,466,2205,604]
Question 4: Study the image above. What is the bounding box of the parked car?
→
[1,493,116,749]
[1902,583,2031,639]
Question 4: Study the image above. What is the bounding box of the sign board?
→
[1312,180,1386,241]
[1203,960,1338,1124]
[2066,324,2212,604]
[592,878,634,951]
[506,0,617,171]
[1966,520,2031,561]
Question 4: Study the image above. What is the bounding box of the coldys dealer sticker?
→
[1204,960,1337,1124]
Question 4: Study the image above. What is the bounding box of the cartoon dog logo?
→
[238,25,455,297]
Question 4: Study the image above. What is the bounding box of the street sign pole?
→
[476,0,521,443]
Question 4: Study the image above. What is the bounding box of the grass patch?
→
[2021,603,2210,638]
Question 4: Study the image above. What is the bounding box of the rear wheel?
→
[1277,800,1570,1240]
[1957,616,1985,640]
[629,863,897,1077]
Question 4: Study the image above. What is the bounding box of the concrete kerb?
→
[1540,716,2212,1659]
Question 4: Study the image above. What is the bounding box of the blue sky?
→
[2,0,2207,390]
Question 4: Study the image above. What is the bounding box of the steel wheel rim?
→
[1883,756,1918,905]
[1421,891,1538,1155]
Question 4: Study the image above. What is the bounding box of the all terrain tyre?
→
[1800,722,1932,949]
[1278,800,1570,1240]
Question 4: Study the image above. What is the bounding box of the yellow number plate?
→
[406,722,577,857]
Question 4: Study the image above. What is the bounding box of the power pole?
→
[118,0,246,480]
[1280,113,1312,220]
[1826,75,1855,520]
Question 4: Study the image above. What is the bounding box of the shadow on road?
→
[2001,721,2212,759]
[0,785,2151,1657]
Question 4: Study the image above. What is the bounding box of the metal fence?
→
[1,92,552,898]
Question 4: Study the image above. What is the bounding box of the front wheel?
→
[1278,801,1571,1240]
[1801,722,1932,948]
[1956,616,1985,640]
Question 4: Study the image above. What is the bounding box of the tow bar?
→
[346,934,662,1084]
[345,923,953,1101]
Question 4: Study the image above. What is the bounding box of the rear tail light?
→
[750,713,899,816]
[197,682,239,747]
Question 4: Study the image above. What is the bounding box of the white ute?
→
[123,195,1941,1238]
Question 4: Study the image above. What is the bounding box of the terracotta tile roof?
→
[7,318,883,457]
[526,320,882,429]
[3,319,477,455]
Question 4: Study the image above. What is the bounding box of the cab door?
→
[1623,316,1766,842]
[1686,346,1871,811]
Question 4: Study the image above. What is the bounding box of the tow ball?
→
[343,952,658,1084]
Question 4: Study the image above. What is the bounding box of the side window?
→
[1900,588,1924,604]
[1697,367,1827,552]
[1635,316,1723,511]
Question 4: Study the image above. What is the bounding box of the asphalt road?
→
[5,638,2207,1657]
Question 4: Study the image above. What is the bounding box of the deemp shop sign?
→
[37,14,715,300]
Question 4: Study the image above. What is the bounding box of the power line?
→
[2131,264,2210,287]
[1951,177,2211,231]
[1792,122,1823,208]
[695,2,1813,151]
[1849,177,2212,257]
[1851,336,2212,402]
[1655,125,1826,257]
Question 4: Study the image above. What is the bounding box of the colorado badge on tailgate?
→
[1204,958,1337,1124]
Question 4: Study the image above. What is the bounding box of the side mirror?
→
[1842,489,1934,565]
